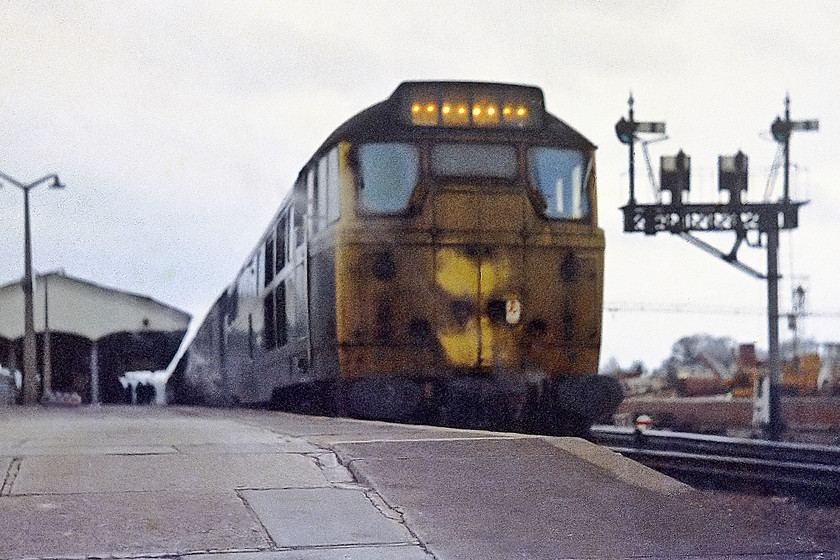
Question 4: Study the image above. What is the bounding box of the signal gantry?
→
[616,94,819,440]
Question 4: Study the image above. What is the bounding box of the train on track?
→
[168,81,623,435]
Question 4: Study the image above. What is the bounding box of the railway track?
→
[591,425,840,503]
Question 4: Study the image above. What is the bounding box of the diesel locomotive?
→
[168,81,623,434]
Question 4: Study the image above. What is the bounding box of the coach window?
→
[293,180,305,247]
[263,292,276,350]
[264,236,275,286]
[358,142,419,213]
[293,208,304,247]
[431,143,518,179]
[275,282,287,347]
[276,215,288,272]
[527,147,590,220]
[276,214,290,272]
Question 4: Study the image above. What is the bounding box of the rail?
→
[591,425,840,502]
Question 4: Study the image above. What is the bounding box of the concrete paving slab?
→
[12,452,329,494]
[0,490,269,559]
[176,439,321,455]
[0,407,287,447]
[0,444,177,455]
[245,410,509,444]
[241,487,413,548]
[16,418,284,447]
[189,545,434,560]
[334,436,831,559]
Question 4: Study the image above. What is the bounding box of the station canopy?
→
[0,272,190,342]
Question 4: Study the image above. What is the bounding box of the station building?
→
[0,272,190,404]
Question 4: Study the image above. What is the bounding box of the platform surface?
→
[0,405,837,559]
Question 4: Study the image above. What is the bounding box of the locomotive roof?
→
[306,81,596,171]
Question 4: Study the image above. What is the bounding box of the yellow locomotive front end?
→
[331,82,621,433]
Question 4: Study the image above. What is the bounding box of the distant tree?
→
[659,333,738,378]
[600,356,621,376]
[780,337,820,361]
[600,357,646,377]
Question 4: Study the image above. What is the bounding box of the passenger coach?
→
[169,81,622,434]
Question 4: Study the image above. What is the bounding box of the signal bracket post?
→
[615,95,817,440]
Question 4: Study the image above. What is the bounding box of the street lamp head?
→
[50,176,65,189]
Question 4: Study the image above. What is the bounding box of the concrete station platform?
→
[0,406,837,560]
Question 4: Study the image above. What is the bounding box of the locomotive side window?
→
[306,169,316,234]
[316,158,328,231]
[310,148,341,230]
[326,148,340,223]
[431,143,518,179]
[358,142,419,213]
[527,147,590,220]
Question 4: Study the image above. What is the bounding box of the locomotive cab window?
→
[316,158,328,231]
[357,142,419,213]
[431,143,518,180]
[527,147,590,220]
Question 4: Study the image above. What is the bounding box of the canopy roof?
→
[0,272,190,341]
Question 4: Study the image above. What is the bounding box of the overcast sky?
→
[1,1,838,370]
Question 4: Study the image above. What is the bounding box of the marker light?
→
[503,104,528,125]
[473,94,500,126]
[400,82,544,128]
[409,86,440,125]
[442,88,470,126]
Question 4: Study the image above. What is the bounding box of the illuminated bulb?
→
[473,106,481,116]
[503,107,512,115]
[442,105,451,114]
[517,107,526,116]
[487,106,496,116]
[412,104,421,113]
[426,104,435,113]
[458,106,466,115]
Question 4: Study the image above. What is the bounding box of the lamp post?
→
[0,171,65,404]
